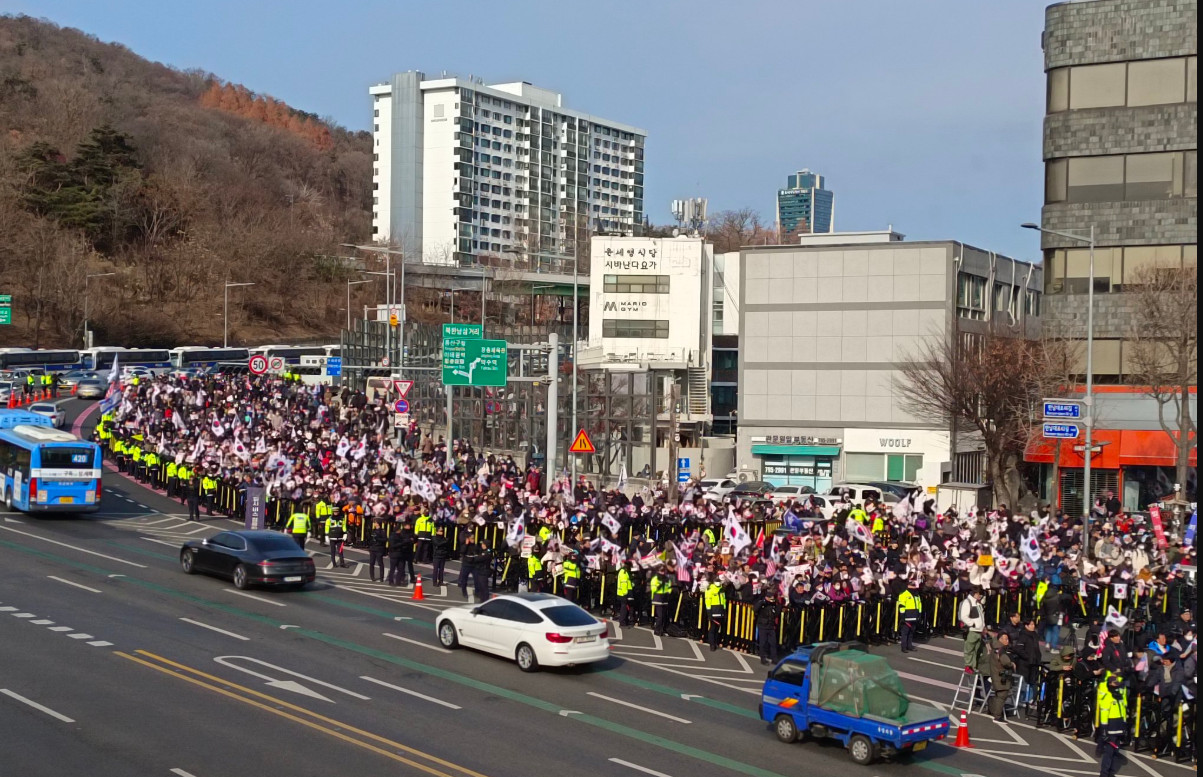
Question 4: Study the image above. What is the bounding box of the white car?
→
[122,366,155,380]
[436,593,611,672]
[767,485,815,505]
[27,402,66,428]
[699,478,738,501]
[825,483,900,506]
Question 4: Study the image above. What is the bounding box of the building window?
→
[956,273,987,320]
[603,275,669,293]
[1066,156,1125,202]
[1048,56,1198,113]
[1128,58,1187,106]
[1044,244,1192,294]
[602,319,669,338]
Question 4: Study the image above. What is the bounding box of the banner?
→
[243,485,266,531]
[1185,510,1197,545]
[1149,505,1168,548]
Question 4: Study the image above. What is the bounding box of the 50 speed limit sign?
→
[248,354,269,375]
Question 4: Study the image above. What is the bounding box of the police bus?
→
[249,345,330,365]
[169,347,251,369]
[0,349,82,372]
[80,347,173,372]
[0,410,103,513]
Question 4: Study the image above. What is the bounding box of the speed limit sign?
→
[268,356,286,373]
[248,354,268,375]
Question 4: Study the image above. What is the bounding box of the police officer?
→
[526,544,545,593]
[616,561,636,628]
[1096,674,1128,777]
[414,510,434,563]
[387,520,417,587]
[165,459,179,499]
[897,580,923,653]
[284,510,310,549]
[313,495,333,547]
[561,550,582,603]
[755,589,782,665]
[325,511,348,568]
[650,564,674,636]
[366,519,388,582]
[704,573,727,652]
[200,470,217,515]
[185,471,202,522]
[431,525,450,587]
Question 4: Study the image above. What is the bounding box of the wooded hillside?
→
[0,15,374,348]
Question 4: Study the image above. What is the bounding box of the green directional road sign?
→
[443,337,508,387]
[0,294,10,325]
[443,322,483,341]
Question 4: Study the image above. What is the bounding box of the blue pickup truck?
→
[759,641,950,765]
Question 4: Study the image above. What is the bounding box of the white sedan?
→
[436,593,611,672]
[28,402,66,428]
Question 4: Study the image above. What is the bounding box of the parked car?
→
[75,378,107,399]
[824,484,899,505]
[180,530,316,590]
[436,593,611,672]
[699,478,739,501]
[767,484,816,505]
[865,481,923,500]
[726,480,776,502]
[0,381,19,404]
[27,402,65,428]
[58,370,99,389]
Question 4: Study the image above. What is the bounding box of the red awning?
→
[1026,428,1195,468]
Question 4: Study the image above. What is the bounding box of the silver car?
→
[28,402,66,428]
[75,378,107,399]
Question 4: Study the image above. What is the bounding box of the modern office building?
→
[711,251,741,434]
[1029,0,1197,512]
[370,72,647,266]
[776,169,835,236]
[737,232,1042,493]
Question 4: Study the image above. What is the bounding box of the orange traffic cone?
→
[412,574,425,601]
[953,710,973,748]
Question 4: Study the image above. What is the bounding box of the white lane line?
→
[67,633,94,640]
[142,537,181,548]
[0,606,16,612]
[181,526,209,535]
[908,656,960,671]
[918,643,964,658]
[222,589,286,607]
[31,620,54,625]
[141,517,179,526]
[11,613,35,618]
[124,498,136,503]
[180,618,250,641]
[47,626,74,632]
[896,669,960,691]
[585,692,691,724]
[608,758,675,777]
[382,632,451,654]
[136,504,149,509]
[0,688,75,723]
[0,525,147,568]
[170,769,199,777]
[48,576,102,594]
[359,676,462,710]
[87,641,113,647]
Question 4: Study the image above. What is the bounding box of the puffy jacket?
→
[431,535,451,561]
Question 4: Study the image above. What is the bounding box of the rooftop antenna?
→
[670,198,707,237]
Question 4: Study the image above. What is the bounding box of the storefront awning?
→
[751,445,842,457]
[1025,428,1195,468]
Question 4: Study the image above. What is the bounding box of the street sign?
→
[443,323,483,341]
[1043,400,1082,419]
[380,356,390,368]
[1042,422,1080,439]
[569,429,596,454]
[393,398,410,414]
[325,357,342,377]
[677,471,690,483]
[393,380,413,398]
[677,457,690,471]
[248,354,268,375]
[267,356,286,373]
[393,412,410,428]
[0,294,10,326]
[442,338,508,387]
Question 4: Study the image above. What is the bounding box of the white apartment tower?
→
[370,72,647,266]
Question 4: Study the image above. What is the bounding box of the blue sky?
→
[8,0,1051,259]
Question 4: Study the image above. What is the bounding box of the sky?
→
[7,0,1051,260]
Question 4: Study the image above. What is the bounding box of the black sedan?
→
[725,480,776,502]
[180,530,316,590]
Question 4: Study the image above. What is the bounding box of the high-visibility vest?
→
[1035,581,1049,605]
[177,466,189,481]
[1096,682,1127,737]
[144,453,158,468]
[850,508,868,525]
[650,574,673,596]
[166,462,178,479]
[617,568,633,597]
[26,375,35,386]
[325,517,345,539]
[131,447,143,462]
[527,555,543,577]
[538,526,553,543]
[704,582,727,610]
[287,513,310,533]
[315,501,333,521]
[702,527,717,545]
[201,477,217,494]
[415,514,434,537]
[898,590,922,621]
[562,559,581,582]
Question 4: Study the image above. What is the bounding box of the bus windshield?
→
[37,446,97,469]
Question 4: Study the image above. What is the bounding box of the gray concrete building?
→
[736,233,1042,493]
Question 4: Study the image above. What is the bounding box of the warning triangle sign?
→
[568,429,596,454]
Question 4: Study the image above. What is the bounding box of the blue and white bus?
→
[169,347,250,369]
[0,349,82,372]
[0,410,103,513]
[249,345,329,365]
[81,347,173,372]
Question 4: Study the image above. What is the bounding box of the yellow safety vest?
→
[617,569,633,596]
[287,513,310,534]
[704,582,727,610]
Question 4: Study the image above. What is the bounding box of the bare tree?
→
[895,330,1070,508]
[705,208,778,252]
[1125,264,1197,499]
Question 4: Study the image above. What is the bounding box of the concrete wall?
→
[1044,0,1197,68]
[421,88,457,264]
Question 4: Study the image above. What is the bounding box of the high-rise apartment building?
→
[776,169,834,236]
[370,72,647,266]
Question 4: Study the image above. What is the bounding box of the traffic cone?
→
[412,575,425,601]
[953,710,973,748]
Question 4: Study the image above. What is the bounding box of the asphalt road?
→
[0,397,1191,777]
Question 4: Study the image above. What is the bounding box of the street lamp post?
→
[223,282,255,348]
[1022,222,1096,553]
[345,279,373,331]
[344,244,406,376]
[83,272,116,349]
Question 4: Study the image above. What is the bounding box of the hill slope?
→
[0,15,373,348]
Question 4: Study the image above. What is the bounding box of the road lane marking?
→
[0,525,147,568]
[48,626,74,632]
[48,576,102,593]
[141,517,178,526]
[180,618,249,641]
[382,632,451,654]
[11,612,35,618]
[87,641,113,647]
[609,759,675,777]
[120,651,489,777]
[360,676,462,709]
[585,692,691,724]
[31,619,54,625]
[896,669,960,691]
[222,589,286,607]
[918,643,964,657]
[214,656,370,701]
[142,537,181,548]
[0,606,16,611]
[0,688,75,723]
[170,770,199,777]
[67,633,94,640]
[908,656,960,671]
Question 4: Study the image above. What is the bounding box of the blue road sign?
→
[393,398,410,414]
[326,357,342,377]
[677,457,690,471]
[1043,401,1081,419]
[1042,422,1080,439]
[678,471,690,483]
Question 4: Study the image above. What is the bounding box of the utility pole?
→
[545,333,559,495]
[667,379,680,503]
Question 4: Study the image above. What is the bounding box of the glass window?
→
[601,319,669,338]
[1048,67,1069,113]
[1067,156,1124,202]
[1120,245,1182,287]
[844,453,884,482]
[542,605,597,627]
[1069,63,1126,109]
[1127,58,1186,106]
[1186,150,1197,198]
[1188,57,1198,103]
[772,661,807,686]
[1125,152,1178,199]
[1045,159,1067,203]
[603,275,670,293]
